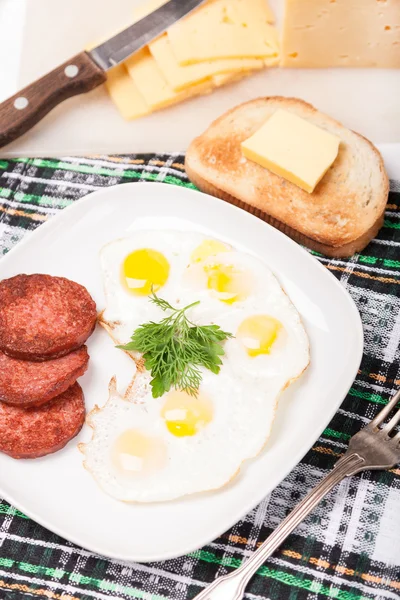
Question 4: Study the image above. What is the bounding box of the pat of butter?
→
[241,109,340,193]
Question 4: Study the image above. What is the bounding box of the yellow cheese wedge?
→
[241,109,341,193]
[125,48,213,111]
[149,34,263,91]
[282,0,400,68]
[167,0,279,64]
[106,65,151,120]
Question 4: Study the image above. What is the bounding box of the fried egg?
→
[99,232,233,348]
[80,365,288,502]
[87,231,309,502]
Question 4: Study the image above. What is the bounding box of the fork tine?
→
[382,406,400,435]
[393,431,400,443]
[370,388,400,428]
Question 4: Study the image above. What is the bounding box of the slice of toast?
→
[185,97,389,258]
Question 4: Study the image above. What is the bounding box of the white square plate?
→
[0,182,363,562]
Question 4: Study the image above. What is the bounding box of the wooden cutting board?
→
[2,0,400,156]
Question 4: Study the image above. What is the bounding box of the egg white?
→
[80,368,285,502]
[85,231,310,502]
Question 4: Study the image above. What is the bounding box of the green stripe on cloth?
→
[0,504,27,519]
[0,557,168,599]
[0,187,73,208]
[322,428,351,442]
[190,550,368,600]
[348,388,387,405]
[9,157,196,188]
[383,219,400,229]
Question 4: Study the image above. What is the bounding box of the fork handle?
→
[195,453,364,600]
[237,453,364,584]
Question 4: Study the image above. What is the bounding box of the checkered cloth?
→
[0,154,399,600]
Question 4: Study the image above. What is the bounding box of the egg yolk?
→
[237,315,283,356]
[112,429,166,476]
[122,248,170,295]
[190,239,231,264]
[205,264,252,304]
[161,390,213,437]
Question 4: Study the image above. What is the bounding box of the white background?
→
[0,0,399,155]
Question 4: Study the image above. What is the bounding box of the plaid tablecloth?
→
[0,154,399,600]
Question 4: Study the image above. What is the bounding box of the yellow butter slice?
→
[241,109,341,194]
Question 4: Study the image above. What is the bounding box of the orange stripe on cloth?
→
[309,557,330,569]
[367,372,400,386]
[326,265,400,285]
[0,580,80,600]
[335,565,355,576]
[89,155,145,164]
[313,446,343,457]
[362,573,400,590]
[0,206,47,222]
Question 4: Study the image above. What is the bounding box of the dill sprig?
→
[117,292,233,398]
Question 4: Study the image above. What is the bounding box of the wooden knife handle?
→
[0,51,106,149]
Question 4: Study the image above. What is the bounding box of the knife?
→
[0,0,207,149]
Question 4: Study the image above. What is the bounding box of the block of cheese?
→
[282,0,400,68]
[105,65,151,120]
[149,34,263,91]
[167,0,279,64]
[125,48,213,111]
[241,109,340,193]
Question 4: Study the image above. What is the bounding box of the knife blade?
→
[0,0,207,150]
[90,0,207,70]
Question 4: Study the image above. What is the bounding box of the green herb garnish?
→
[117,293,233,398]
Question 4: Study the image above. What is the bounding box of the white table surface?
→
[0,0,399,155]
[0,0,24,102]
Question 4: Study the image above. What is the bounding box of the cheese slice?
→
[282,0,400,68]
[125,48,213,111]
[167,0,279,64]
[241,109,341,193]
[213,70,251,86]
[132,1,265,91]
[149,34,263,91]
[105,65,151,120]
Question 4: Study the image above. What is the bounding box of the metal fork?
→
[194,389,400,600]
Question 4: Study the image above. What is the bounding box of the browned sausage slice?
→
[0,383,85,459]
[0,346,89,407]
[0,274,97,361]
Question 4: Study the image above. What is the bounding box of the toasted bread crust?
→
[186,164,386,258]
[185,97,389,256]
